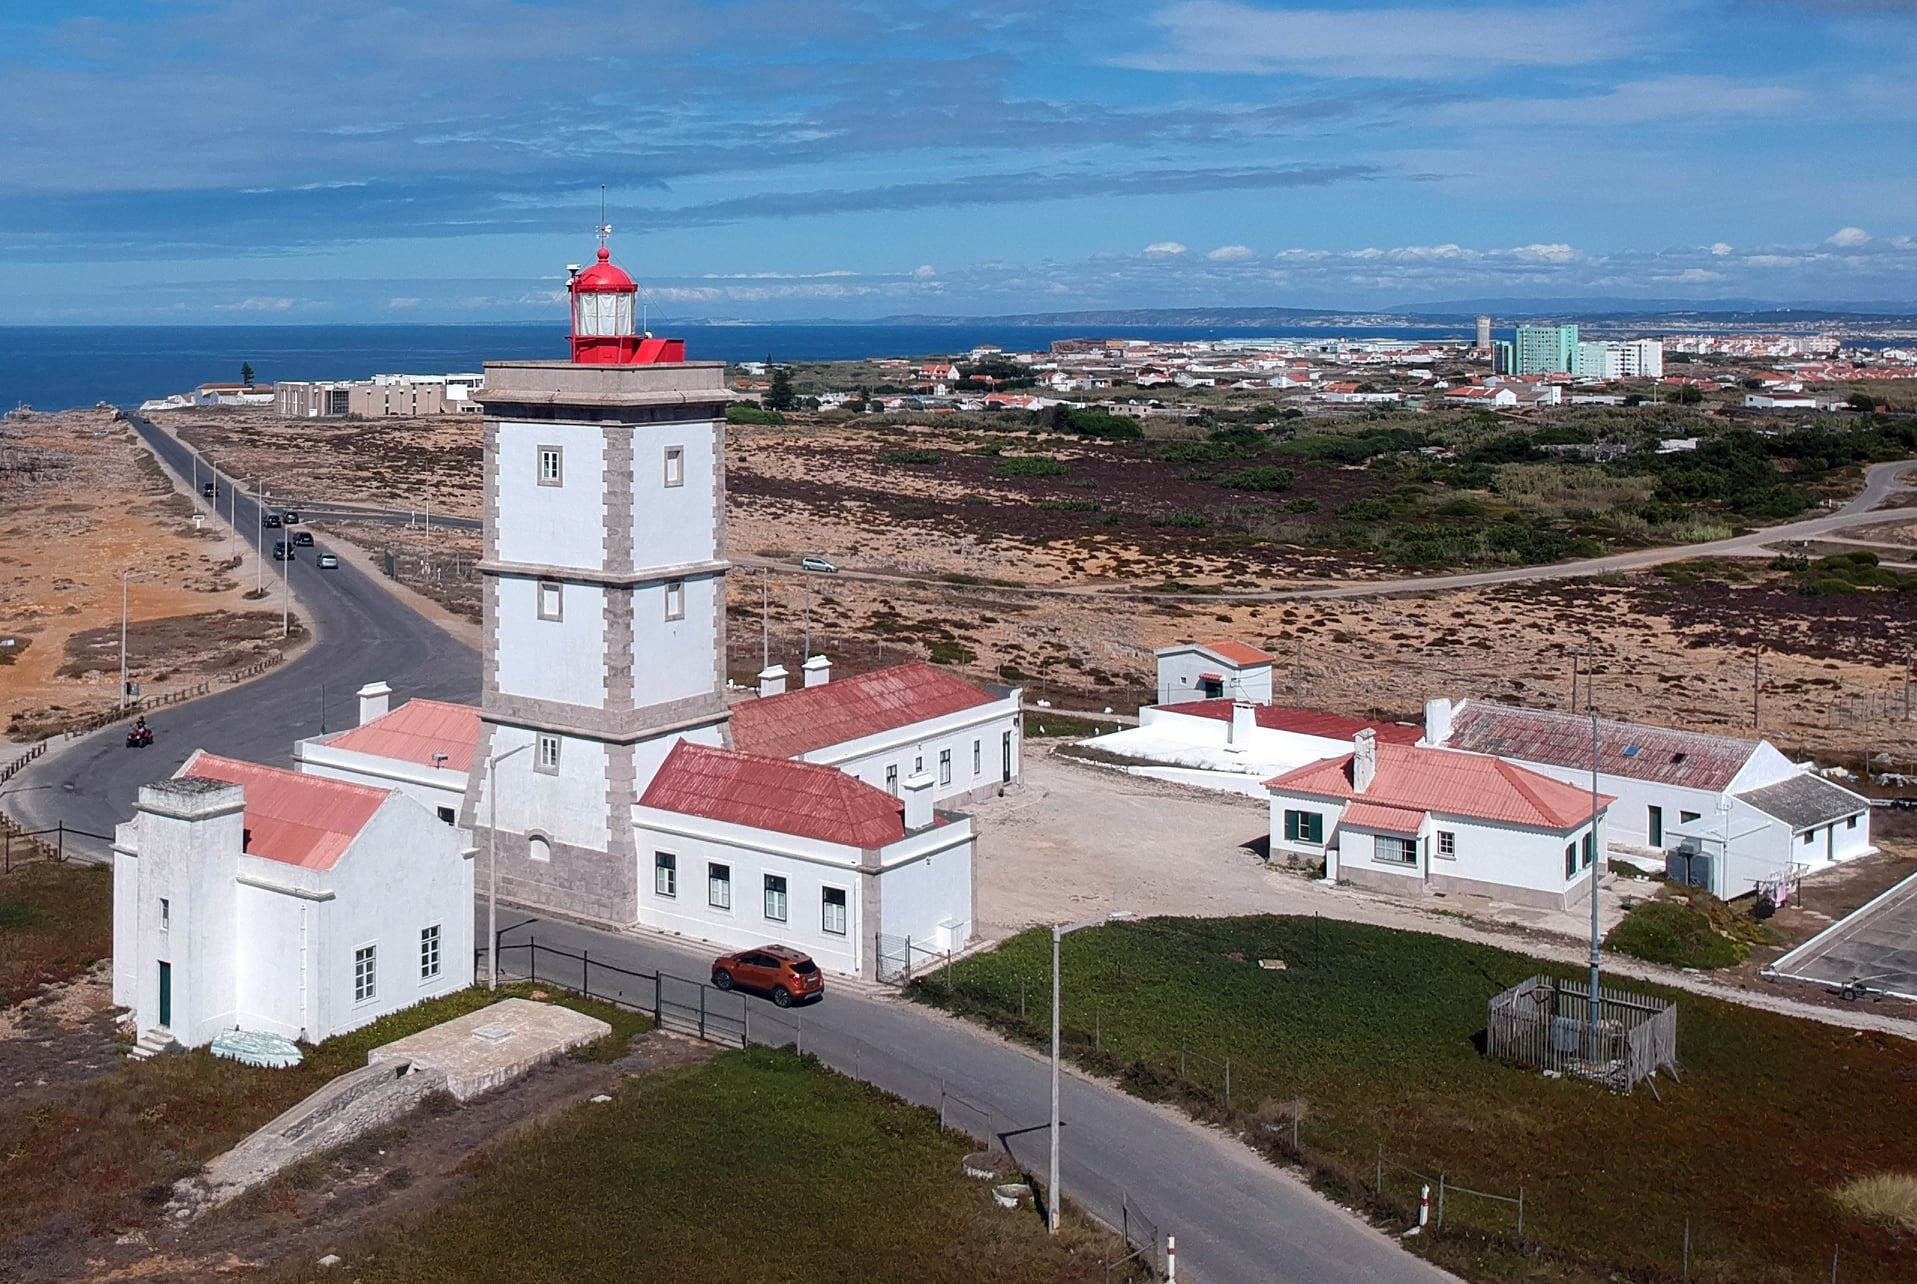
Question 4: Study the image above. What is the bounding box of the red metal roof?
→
[326,699,481,773]
[182,753,387,870]
[573,245,634,293]
[1444,702,1756,790]
[1266,743,1610,831]
[1163,700,1423,745]
[1341,801,1426,835]
[1196,639,1272,667]
[730,662,999,760]
[638,742,906,849]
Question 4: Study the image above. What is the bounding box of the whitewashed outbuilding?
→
[1154,640,1274,706]
[294,684,479,828]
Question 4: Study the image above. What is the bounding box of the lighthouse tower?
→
[463,233,731,926]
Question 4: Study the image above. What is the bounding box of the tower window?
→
[538,581,563,621]
[537,445,563,486]
[664,445,685,488]
[535,734,561,774]
[664,579,685,621]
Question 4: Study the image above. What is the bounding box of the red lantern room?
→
[567,234,685,365]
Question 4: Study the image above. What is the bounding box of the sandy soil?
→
[1,410,304,742]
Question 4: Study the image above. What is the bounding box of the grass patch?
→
[303,1047,1133,1283]
[1831,1172,1917,1233]
[881,448,943,466]
[993,456,1069,478]
[1216,465,1295,493]
[909,915,1917,1283]
[1023,713,1120,738]
[1604,897,1749,968]
[0,860,112,1006]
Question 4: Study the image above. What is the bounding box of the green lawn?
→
[274,1047,1134,1284]
[911,915,1917,1284]
[0,858,113,1005]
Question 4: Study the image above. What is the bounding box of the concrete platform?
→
[369,997,612,1100]
[1768,870,1917,1000]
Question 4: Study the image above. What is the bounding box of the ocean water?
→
[0,322,1474,412]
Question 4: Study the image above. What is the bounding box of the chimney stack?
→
[757,665,788,698]
[356,681,392,726]
[1229,700,1256,749]
[1423,697,1454,747]
[901,772,935,831]
[1352,728,1377,794]
[803,654,831,688]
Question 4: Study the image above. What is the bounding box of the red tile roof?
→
[1163,700,1422,744]
[638,742,907,848]
[1443,702,1756,790]
[182,753,387,870]
[1266,743,1609,830]
[730,662,998,760]
[1196,639,1272,666]
[326,699,482,773]
[1342,801,1426,835]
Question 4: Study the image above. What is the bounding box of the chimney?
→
[356,681,392,726]
[803,654,831,688]
[1229,700,1256,748]
[1352,728,1377,794]
[901,772,935,831]
[757,665,788,698]
[1423,697,1454,747]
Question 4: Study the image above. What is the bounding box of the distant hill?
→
[861,307,1428,328]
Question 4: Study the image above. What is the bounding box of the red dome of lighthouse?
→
[567,238,684,364]
[573,245,634,293]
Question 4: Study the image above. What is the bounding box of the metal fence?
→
[1,817,116,873]
[1485,974,1680,1093]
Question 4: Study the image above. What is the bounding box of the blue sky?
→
[2,0,1915,322]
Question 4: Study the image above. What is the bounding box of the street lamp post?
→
[486,741,532,989]
[1050,909,1134,1234]
[119,569,133,709]
[255,482,266,595]
[1587,708,1602,1041]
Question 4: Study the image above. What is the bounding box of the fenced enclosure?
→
[1485,974,1679,1092]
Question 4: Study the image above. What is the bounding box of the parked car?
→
[273,540,293,561]
[262,513,282,528]
[711,946,824,1007]
[282,511,301,525]
[316,552,340,570]
[799,555,838,574]
[201,482,217,498]
[292,530,314,547]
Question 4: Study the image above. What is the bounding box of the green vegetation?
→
[324,1048,1131,1284]
[764,365,797,412]
[881,448,943,466]
[725,403,785,426]
[911,916,1917,1283]
[1036,498,1103,512]
[1047,406,1144,440]
[1216,465,1295,493]
[927,640,977,665]
[993,456,1069,478]
[1831,1173,1917,1233]
[1149,509,1209,529]
[1283,497,1320,513]
[1,861,112,1006]
[1604,898,1748,968]
[1272,427,1422,463]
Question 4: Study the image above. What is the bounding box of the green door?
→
[158,961,172,1029]
[1648,806,1664,847]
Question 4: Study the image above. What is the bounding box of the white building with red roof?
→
[1155,639,1275,706]
[1266,729,1614,909]
[111,754,472,1050]
[295,682,481,827]
[1082,700,1421,798]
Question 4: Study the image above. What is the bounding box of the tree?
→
[1670,384,1703,405]
[765,365,796,412]
[240,362,255,386]
[1849,392,1878,413]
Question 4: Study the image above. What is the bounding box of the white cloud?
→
[1745,254,1802,268]
[1144,241,1187,255]
[1276,248,1328,262]
[1511,243,1579,263]
[221,296,296,312]
[1453,76,1804,127]
[913,264,938,277]
[1827,226,1872,247]
[1207,243,1253,261]
[388,296,420,309]
[1655,268,1723,283]
[1710,242,1733,256]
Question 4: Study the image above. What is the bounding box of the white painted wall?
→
[631,574,721,709]
[627,421,720,571]
[295,736,469,828]
[1474,752,1730,850]
[496,420,606,570]
[1155,648,1273,706]
[481,724,612,857]
[495,576,607,709]
[876,828,974,952]
[800,696,1021,803]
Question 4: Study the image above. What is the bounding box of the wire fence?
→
[0,816,116,873]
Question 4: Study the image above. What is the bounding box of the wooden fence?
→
[1486,974,1679,1093]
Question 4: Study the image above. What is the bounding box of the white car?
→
[800,555,838,573]
[316,552,340,569]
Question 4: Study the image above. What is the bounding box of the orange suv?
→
[711,945,824,1007]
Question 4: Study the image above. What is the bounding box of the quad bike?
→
[126,723,153,749]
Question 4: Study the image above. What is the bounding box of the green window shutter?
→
[1284,810,1299,841]
[1305,813,1323,844]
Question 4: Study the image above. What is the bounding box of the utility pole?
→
[1752,644,1762,729]
[1587,707,1602,1045]
[282,539,290,638]
[255,482,266,595]
[120,569,133,709]
[761,568,769,671]
[1905,642,1911,721]
[802,572,811,663]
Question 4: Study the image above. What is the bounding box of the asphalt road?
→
[4,414,479,852]
[478,909,1456,1284]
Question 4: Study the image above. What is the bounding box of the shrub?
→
[880,449,941,466]
[1057,408,1144,440]
[1150,509,1209,529]
[1831,1172,1917,1231]
[1154,440,1231,465]
[927,641,976,665]
[725,403,785,426]
[993,456,1068,478]
[1036,499,1103,512]
[1334,497,1396,522]
[1217,466,1295,493]
[1432,497,1488,518]
[1284,497,1320,514]
[1273,428,1421,464]
[1604,899,1747,968]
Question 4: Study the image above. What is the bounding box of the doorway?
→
[1648,805,1664,847]
[158,961,172,1029]
[1001,731,1013,783]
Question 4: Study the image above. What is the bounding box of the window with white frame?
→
[1373,834,1417,866]
[538,580,563,621]
[529,834,552,863]
[159,898,170,931]
[420,925,441,980]
[537,445,563,486]
[764,874,788,922]
[885,765,898,794]
[821,887,848,936]
[708,862,731,909]
[655,852,677,897]
[536,733,561,774]
[664,579,685,621]
[664,445,685,487]
[1436,830,1457,859]
[939,749,952,786]
[913,754,923,774]
[354,944,378,1004]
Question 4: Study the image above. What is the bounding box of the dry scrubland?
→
[0,410,301,740]
[163,404,1917,762]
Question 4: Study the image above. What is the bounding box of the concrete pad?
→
[1769,870,1917,1000]
[368,997,611,1100]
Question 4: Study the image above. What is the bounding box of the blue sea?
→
[0,322,1474,412]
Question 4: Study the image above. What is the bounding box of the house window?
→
[664,445,685,487]
[535,733,561,774]
[764,874,788,922]
[420,925,441,980]
[655,852,677,897]
[822,887,848,936]
[1283,810,1324,845]
[436,805,456,826]
[1679,810,1701,825]
[1373,834,1417,866]
[913,754,924,774]
[886,765,898,794]
[528,834,552,863]
[1647,805,1664,846]
[354,944,377,1004]
[159,898,170,931]
[1847,815,1859,830]
[1436,830,1456,859]
[538,580,563,621]
[1582,832,1595,869]
[537,445,563,486]
[1565,843,1578,879]
[708,862,732,909]
[973,739,982,775]
[939,749,952,786]
[664,579,685,621]
[1803,829,1816,846]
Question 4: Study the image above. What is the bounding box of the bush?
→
[1154,440,1232,465]
[1150,509,1209,529]
[1056,407,1144,440]
[1036,499,1102,512]
[1217,465,1295,493]
[1831,1172,1917,1231]
[1284,497,1321,513]
[880,449,941,466]
[1604,899,1748,968]
[725,403,785,426]
[993,456,1068,478]
[1273,428,1421,464]
[1334,498,1397,521]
